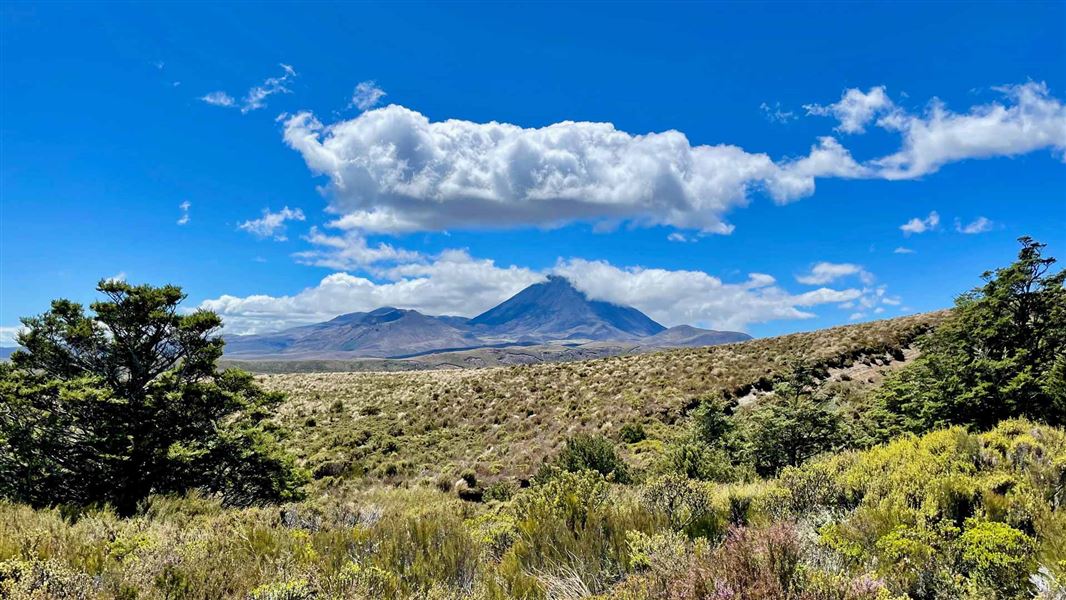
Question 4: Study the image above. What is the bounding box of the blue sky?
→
[2,1,1065,343]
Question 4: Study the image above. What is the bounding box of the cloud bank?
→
[200,250,873,335]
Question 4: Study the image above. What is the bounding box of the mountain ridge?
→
[224,277,750,360]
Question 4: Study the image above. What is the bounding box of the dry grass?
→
[263,312,946,487]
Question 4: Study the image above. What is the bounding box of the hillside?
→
[265,311,945,484]
[225,307,481,359]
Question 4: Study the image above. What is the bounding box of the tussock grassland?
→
[266,312,945,487]
[2,419,1062,599]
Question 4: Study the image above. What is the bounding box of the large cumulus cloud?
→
[282,81,1065,235]
[282,106,849,234]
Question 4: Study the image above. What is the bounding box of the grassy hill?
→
[5,308,1066,599]
[266,311,944,488]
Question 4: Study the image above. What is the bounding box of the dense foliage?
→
[871,237,1066,436]
[0,281,305,514]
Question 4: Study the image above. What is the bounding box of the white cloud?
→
[350,81,387,111]
[667,232,691,243]
[104,272,127,283]
[238,206,306,241]
[956,216,994,234]
[201,91,236,107]
[804,86,893,134]
[177,201,191,225]
[279,82,1065,235]
[292,227,422,270]
[242,64,296,114]
[796,262,873,285]
[765,137,870,200]
[760,101,796,124]
[201,250,541,334]
[900,211,939,235]
[872,82,1066,179]
[893,246,916,254]
[202,250,867,335]
[282,105,854,235]
[0,326,23,346]
[200,64,296,114]
[552,259,862,331]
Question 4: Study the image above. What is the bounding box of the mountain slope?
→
[469,275,665,341]
[638,325,752,348]
[225,307,481,358]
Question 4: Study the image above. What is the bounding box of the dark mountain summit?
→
[224,276,748,360]
[469,275,665,341]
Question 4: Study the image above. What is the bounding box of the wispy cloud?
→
[238,206,306,241]
[200,91,236,107]
[177,201,191,225]
[200,64,297,114]
[241,64,296,114]
[955,216,995,234]
[292,227,421,270]
[760,101,796,124]
[350,80,387,111]
[804,86,892,134]
[796,262,874,285]
[900,211,940,235]
[893,246,916,254]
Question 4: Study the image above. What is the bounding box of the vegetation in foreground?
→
[0,237,1064,599]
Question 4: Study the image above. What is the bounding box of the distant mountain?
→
[225,307,481,359]
[224,277,748,360]
[0,347,17,361]
[469,275,665,342]
[638,325,752,348]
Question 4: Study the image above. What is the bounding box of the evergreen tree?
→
[0,280,306,514]
[741,365,844,476]
[873,237,1066,436]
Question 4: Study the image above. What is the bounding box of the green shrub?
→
[959,519,1035,598]
[619,422,648,444]
[248,578,315,600]
[503,471,655,597]
[484,479,519,502]
[640,475,714,535]
[663,441,735,482]
[549,434,631,483]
